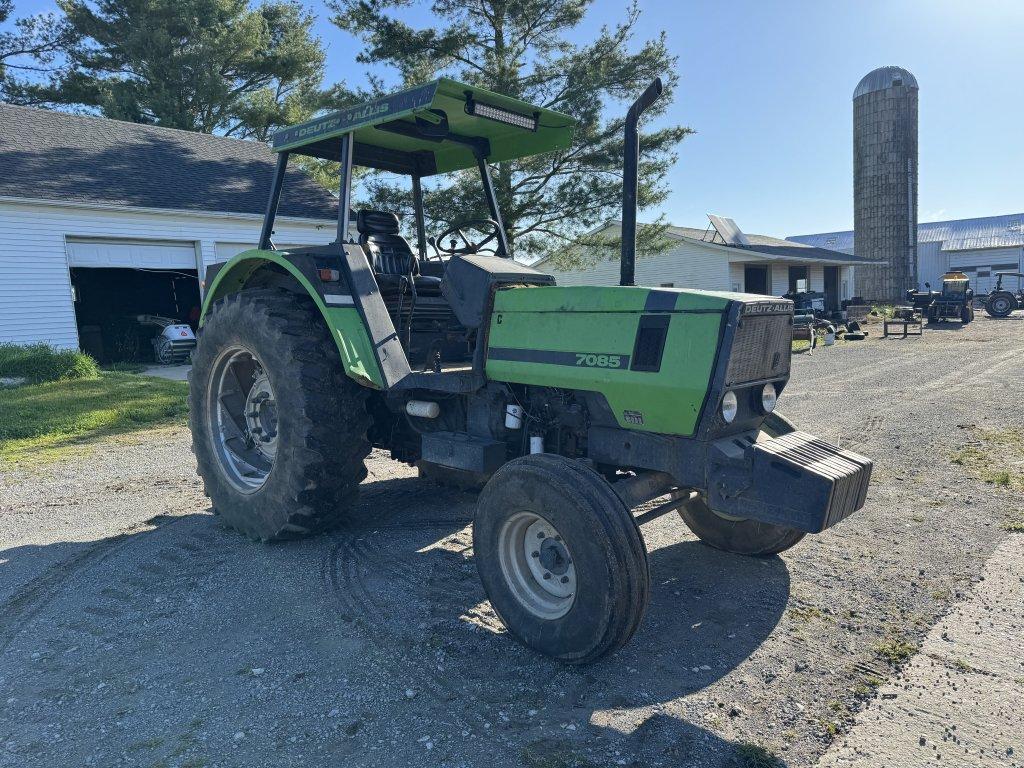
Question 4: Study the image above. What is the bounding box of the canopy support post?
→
[411,175,428,257]
[259,152,289,251]
[337,133,354,244]
[475,149,510,257]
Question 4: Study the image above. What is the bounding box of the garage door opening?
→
[71,267,201,363]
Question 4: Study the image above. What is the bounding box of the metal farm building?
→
[789,213,1024,296]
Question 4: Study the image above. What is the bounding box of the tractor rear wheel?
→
[985,291,1016,318]
[189,288,371,541]
[474,455,649,663]
[678,411,806,556]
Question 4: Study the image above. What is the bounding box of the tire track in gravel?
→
[0,514,189,654]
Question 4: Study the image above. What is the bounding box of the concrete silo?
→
[853,66,919,302]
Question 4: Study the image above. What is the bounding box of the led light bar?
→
[465,95,538,131]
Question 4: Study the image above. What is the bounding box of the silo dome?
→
[853,66,918,99]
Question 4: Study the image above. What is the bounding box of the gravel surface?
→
[1,314,1022,768]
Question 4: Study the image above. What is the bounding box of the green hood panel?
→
[487,286,729,436]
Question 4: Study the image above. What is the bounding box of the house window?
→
[788,265,808,293]
[660,282,674,287]
[842,279,849,300]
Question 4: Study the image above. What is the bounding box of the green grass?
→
[0,342,99,383]
[950,427,1024,495]
[871,304,895,319]
[0,371,188,465]
[874,637,917,665]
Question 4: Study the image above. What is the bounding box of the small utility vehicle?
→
[190,78,872,662]
[984,272,1024,318]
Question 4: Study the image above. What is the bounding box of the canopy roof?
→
[271,79,575,177]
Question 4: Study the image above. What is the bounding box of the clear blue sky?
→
[11,0,1024,236]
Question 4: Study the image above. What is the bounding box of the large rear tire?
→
[474,455,650,663]
[679,411,806,557]
[189,288,371,541]
[985,291,1016,318]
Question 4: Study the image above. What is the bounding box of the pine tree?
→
[0,0,70,103]
[328,0,690,260]
[26,0,325,138]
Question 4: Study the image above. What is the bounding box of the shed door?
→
[66,238,197,269]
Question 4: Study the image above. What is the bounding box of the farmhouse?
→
[0,104,337,359]
[539,218,870,311]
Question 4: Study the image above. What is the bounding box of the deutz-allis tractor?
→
[190,78,872,663]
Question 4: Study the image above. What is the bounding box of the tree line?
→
[0,0,689,259]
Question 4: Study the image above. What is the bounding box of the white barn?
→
[0,105,337,357]
[538,221,868,312]
[788,213,1024,295]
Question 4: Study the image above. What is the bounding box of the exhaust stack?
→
[620,78,664,287]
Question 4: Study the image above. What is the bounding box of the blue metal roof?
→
[788,213,1024,254]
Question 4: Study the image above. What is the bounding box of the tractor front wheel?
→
[678,411,806,557]
[474,455,650,663]
[189,288,371,541]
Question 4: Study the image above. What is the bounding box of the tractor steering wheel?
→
[431,219,503,257]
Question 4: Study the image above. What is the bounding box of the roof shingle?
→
[0,104,337,220]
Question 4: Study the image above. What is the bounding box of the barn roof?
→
[788,213,1024,253]
[0,104,337,221]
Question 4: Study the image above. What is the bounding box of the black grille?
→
[725,314,792,385]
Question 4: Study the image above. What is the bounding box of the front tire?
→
[679,411,806,557]
[474,455,650,663]
[189,289,371,541]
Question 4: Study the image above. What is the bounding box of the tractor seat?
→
[356,210,441,295]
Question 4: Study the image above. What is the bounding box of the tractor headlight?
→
[761,383,777,413]
[721,391,738,423]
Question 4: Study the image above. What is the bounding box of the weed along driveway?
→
[0,316,1021,768]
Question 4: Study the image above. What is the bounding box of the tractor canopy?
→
[270,79,575,176]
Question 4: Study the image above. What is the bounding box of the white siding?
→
[771,264,789,295]
[546,238,731,290]
[728,262,744,292]
[0,199,333,349]
[917,241,947,290]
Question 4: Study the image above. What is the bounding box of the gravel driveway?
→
[1,315,1022,768]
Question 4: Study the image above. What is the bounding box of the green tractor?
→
[190,78,872,663]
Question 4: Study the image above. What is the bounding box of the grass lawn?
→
[0,372,189,466]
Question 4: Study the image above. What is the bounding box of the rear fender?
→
[201,248,384,389]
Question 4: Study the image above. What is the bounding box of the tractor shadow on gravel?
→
[0,475,792,767]
[317,473,793,764]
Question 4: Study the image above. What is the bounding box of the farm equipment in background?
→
[783,289,826,320]
[136,315,197,364]
[984,272,1024,318]
[905,272,974,325]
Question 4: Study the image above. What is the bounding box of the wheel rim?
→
[497,512,576,620]
[993,297,1011,314]
[206,346,278,493]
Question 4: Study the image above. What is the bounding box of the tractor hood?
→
[493,285,756,314]
[487,286,794,438]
